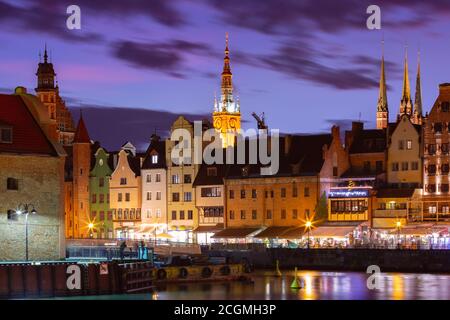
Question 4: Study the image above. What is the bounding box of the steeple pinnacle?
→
[413,50,423,124]
[399,46,413,117]
[376,38,388,129]
[44,43,48,63]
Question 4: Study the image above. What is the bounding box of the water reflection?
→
[149,270,450,300]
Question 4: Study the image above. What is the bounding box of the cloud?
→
[112,39,212,78]
[208,0,450,36]
[68,103,209,151]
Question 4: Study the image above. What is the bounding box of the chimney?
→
[439,83,450,99]
[331,125,340,141]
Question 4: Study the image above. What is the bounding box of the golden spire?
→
[401,46,411,101]
[221,32,233,100]
[377,38,388,112]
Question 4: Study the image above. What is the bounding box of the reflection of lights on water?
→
[392,275,404,300]
[265,280,271,300]
[303,273,314,300]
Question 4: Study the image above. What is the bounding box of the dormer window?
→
[151,154,158,164]
[0,127,12,143]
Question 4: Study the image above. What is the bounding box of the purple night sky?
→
[1,0,450,150]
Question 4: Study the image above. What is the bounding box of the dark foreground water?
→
[55,270,450,300]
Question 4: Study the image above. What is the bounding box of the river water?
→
[65,270,450,300]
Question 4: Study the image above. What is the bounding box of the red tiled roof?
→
[73,114,90,143]
[0,94,57,156]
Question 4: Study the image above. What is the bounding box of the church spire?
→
[376,39,388,129]
[44,43,48,63]
[399,46,412,117]
[220,32,233,109]
[413,50,423,124]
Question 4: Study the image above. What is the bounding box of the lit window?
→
[152,155,158,164]
[407,140,412,150]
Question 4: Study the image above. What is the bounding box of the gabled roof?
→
[348,129,386,154]
[193,163,227,186]
[141,137,166,170]
[0,94,59,156]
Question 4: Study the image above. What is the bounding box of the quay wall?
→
[207,248,450,273]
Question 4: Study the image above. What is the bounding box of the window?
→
[146,210,151,219]
[252,189,257,199]
[398,140,404,150]
[120,178,127,185]
[428,144,436,155]
[156,173,161,182]
[442,101,450,112]
[184,174,192,184]
[281,188,286,198]
[125,193,130,201]
[6,178,18,190]
[304,187,310,197]
[172,193,180,202]
[107,211,113,220]
[171,211,177,220]
[429,206,437,214]
[156,192,161,200]
[147,192,151,200]
[180,210,185,220]
[172,175,180,184]
[99,194,104,203]
[428,165,437,175]
[230,210,235,220]
[401,162,409,171]
[146,174,151,183]
[99,178,104,187]
[427,184,436,193]
[281,209,286,219]
[407,140,412,150]
[151,154,158,164]
[305,209,310,219]
[99,211,105,221]
[270,190,274,198]
[442,143,449,154]
[333,166,338,177]
[91,211,97,220]
[0,127,12,143]
[240,189,246,199]
[252,210,257,220]
[411,162,419,171]
[188,210,193,220]
[229,190,234,199]
[441,184,449,193]
[266,210,272,219]
[292,209,298,220]
[184,192,192,202]
[240,210,246,220]
[207,167,217,176]
[434,122,443,133]
[118,193,122,202]
[392,162,399,171]
[156,209,161,218]
[201,187,221,197]
[292,185,298,197]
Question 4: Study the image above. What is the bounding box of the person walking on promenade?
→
[120,241,127,260]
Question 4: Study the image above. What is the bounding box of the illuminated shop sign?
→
[328,189,369,198]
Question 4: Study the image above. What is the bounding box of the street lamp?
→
[305,220,312,249]
[14,203,37,261]
[396,220,402,249]
[88,223,94,238]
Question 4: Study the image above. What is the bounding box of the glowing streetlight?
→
[88,222,94,238]
[13,203,37,261]
[396,220,402,249]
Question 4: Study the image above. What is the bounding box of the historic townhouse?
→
[109,148,142,239]
[89,147,114,239]
[140,134,167,238]
[193,162,227,244]
[0,88,66,260]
